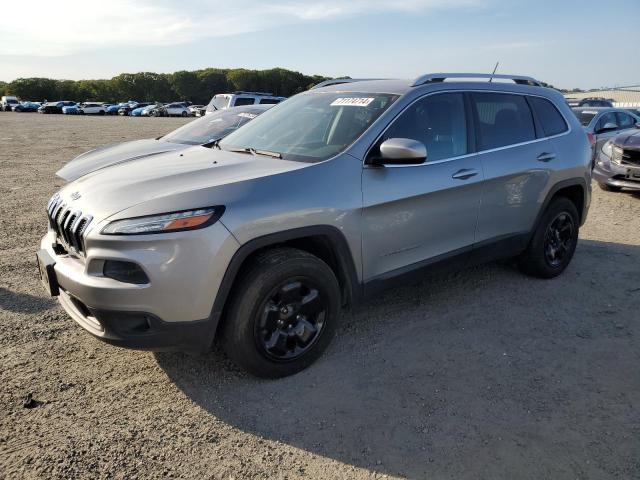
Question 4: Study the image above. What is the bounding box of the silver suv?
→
[37,73,592,377]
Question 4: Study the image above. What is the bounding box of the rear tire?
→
[181,111,188,117]
[518,197,579,279]
[220,248,341,378]
[598,182,622,192]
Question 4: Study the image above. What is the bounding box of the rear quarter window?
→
[233,97,255,106]
[528,96,568,137]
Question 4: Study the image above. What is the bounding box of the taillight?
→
[587,132,596,147]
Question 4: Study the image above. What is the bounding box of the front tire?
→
[221,248,341,378]
[519,197,579,278]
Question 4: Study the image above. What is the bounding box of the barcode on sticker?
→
[330,97,374,107]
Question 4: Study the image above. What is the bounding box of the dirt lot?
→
[0,112,639,479]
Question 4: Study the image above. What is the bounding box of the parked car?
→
[623,107,640,118]
[205,91,286,115]
[38,73,591,378]
[56,104,272,181]
[106,103,128,115]
[164,102,191,117]
[577,97,614,108]
[78,102,108,115]
[38,101,76,114]
[188,105,205,116]
[1,95,19,111]
[62,104,80,114]
[593,127,640,192]
[130,105,150,116]
[572,107,640,161]
[12,101,40,112]
[118,102,153,116]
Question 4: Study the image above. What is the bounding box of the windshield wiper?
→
[202,138,221,149]
[228,147,282,159]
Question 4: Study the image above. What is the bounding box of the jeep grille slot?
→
[46,194,92,255]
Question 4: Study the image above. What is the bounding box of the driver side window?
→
[379,93,468,162]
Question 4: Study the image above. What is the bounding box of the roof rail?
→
[311,78,382,89]
[411,73,542,87]
[232,91,275,96]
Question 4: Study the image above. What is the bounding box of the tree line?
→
[0,68,331,104]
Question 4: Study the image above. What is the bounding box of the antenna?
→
[489,62,499,82]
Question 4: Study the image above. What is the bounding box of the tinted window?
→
[472,93,535,150]
[528,96,568,137]
[573,109,598,126]
[381,92,467,162]
[234,97,255,106]
[259,98,280,104]
[616,112,635,129]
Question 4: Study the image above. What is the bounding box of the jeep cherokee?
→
[37,73,592,378]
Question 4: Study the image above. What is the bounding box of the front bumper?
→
[40,221,240,351]
[593,153,640,190]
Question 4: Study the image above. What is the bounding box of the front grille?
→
[47,193,93,255]
[620,148,640,167]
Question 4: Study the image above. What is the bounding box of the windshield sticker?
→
[237,112,258,119]
[331,97,375,107]
[582,111,598,115]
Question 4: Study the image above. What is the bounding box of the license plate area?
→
[36,249,59,297]
[625,168,640,181]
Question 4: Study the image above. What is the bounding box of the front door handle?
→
[451,168,479,180]
[537,152,556,162]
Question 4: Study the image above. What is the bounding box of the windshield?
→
[573,109,598,126]
[162,108,265,145]
[219,92,398,162]
[207,95,230,111]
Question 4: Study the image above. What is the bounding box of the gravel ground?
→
[1,112,639,480]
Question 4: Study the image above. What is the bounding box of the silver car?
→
[57,105,272,181]
[571,107,640,160]
[38,73,592,377]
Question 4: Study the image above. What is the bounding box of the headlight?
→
[601,140,613,158]
[101,207,224,235]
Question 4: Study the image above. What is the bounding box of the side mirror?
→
[372,138,427,165]
[635,122,640,129]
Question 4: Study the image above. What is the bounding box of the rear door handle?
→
[451,168,479,180]
[537,152,556,162]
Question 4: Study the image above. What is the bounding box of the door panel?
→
[362,158,483,280]
[361,92,482,281]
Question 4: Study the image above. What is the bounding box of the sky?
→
[0,0,638,90]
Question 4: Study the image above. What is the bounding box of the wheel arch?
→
[531,178,588,241]
[207,226,361,344]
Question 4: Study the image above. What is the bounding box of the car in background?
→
[577,97,614,108]
[56,104,272,181]
[12,101,40,112]
[118,102,153,116]
[593,128,640,192]
[571,107,640,159]
[205,91,285,115]
[188,105,205,116]
[106,103,129,115]
[38,101,76,114]
[130,105,152,116]
[1,95,19,111]
[78,102,108,115]
[62,104,80,114]
[623,107,640,118]
[165,102,191,116]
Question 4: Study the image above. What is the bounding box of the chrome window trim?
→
[364,88,573,169]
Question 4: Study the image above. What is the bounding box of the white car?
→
[79,102,108,115]
[165,102,190,117]
[205,91,286,115]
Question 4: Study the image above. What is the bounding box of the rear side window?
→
[259,98,280,104]
[382,92,468,162]
[528,96,568,137]
[617,112,635,129]
[234,97,255,106]
[472,93,535,150]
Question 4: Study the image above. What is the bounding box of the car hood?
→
[57,146,309,222]
[614,130,640,149]
[56,139,186,182]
